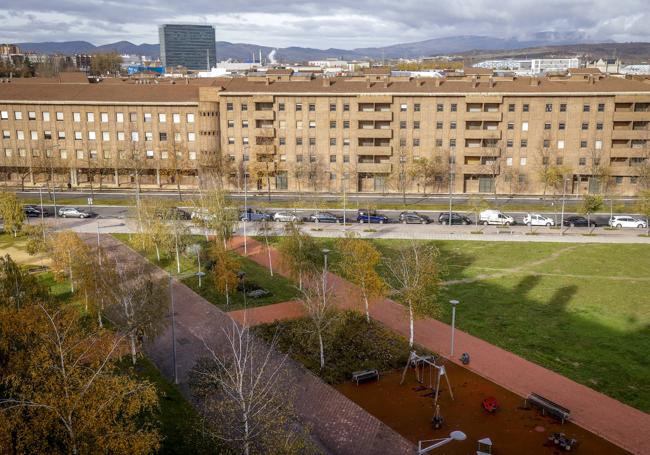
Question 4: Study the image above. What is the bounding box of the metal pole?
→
[197,250,202,288]
[39,188,45,240]
[450,300,459,356]
[168,273,178,384]
[243,170,248,255]
[96,217,100,247]
[560,178,567,235]
[322,249,330,305]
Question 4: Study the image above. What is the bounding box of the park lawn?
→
[254,310,411,385]
[113,233,298,311]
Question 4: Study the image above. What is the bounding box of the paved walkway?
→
[231,235,650,455]
[92,235,414,455]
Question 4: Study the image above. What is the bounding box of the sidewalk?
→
[231,235,650,455]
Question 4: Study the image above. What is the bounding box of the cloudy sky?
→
[1,0,649,47]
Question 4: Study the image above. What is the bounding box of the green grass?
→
[113,234,299,311]
[254,310,411,384]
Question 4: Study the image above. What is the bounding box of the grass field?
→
[267,236,650,413]
[113,234,298,311]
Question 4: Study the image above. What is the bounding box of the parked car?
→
[273,211,303,222]
[309,211,342,223]
[58,207,93,218]
[523,213,555,227]
[608,215,647,229]
[479,209,515,226]
[154,207,191,220]
[438,212,472,225]
[24,205,49,217]
[562,215,596,227]
[190,209,215,223]
[240,209,270,222]
[357,210,390,224]
[398,211,431,224]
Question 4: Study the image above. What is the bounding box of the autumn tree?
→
[0,254,48,310]
[408,155,449,195]
[193,187,239,247]
[89,52,122,76]
[0,191,25,237]
[579,194,604,231]
[210,242,240,306]
[335,234,386,322]
[48,231,91,293]
[277,223,321,289]
[636,190,650,236]
[384,242,441,347]
[468,196,489,230]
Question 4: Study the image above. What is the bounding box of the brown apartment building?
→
[1,68,650,196]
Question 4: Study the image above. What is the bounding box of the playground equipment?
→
[477,437,493,455]
[526,393,571,423]
[431,405,444,429]
[417,431,466,454]
[401,351,454,406]
[481,396,499,413]
[351,369,379,385]
[549,432,578,451]
[460,352,470,365]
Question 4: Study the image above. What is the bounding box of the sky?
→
[1,0,649,48]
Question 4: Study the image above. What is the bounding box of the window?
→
[42,112,50,122]
[16,130,24,140]
[560,103,567,112]
[545,104,553,112]
[158,113,166,123]
[296,137,303,145]
[520,139,528,147]
[227,120,235,128]
[598,103,605,112]
[556,157,563,165]
[343,103,350,111]
[595,140,602,149]
[522,104,529,112]
[279,137,286,146]
[400,104,407,112]
[582,123,589,130]
[579,157,586,166]
[343,120,350,129]
[436,121,443,129]
[343,138,350,146]
[2,130,9,139]
[507,122,514,130]
[414,121,420,129]
[330,154,337,163]
[145,131,153,141]
[146,150,154,159]
[173,113,181,124]
[436,139,443,147]
[330,103,336,112]
[279,120,286,129]
[507,140,513,147]
[159,132,167,141]
[228,137,235,145]
[451,104,457,112]
[296,154,303,162]
[543,139,550,147]
[309,104,315,112]
[18,148,26,157]
[400,121,406,129]
[129,112,137,122]
[508,104,515,112]
[614,176,623,185]
[241,104,247,111]
[583,104,590,112]
[580,141,587,148]
[30,131,38,140]
[542,156,549,165]
[243,154,249,162]
[242,120,249,128]
[329,138,336,146]
[116,112,124,123]
[3,148,10,157]
[559,122,565,130]
[87,112,95,122]
[413,138,420,146]
[102,131,110,141]
[450,121,456,130]
[74,131,82,140]
[188,151,197,160]
[594,157,600,165]
[400,138,406,147]
[103,151,110,159]
[557,140,565,149]
[330,121,336,129]
[517,157,526,166]
[309,138,316,146]
[309,121,316,129]
[242,137,248,144]
[117,132,125,141]
[506,157,513,166]
[543,122,550,130]
[58,131,65,139]
[596,123,603,130]
[0,111,7,120]
[88,131,96,141]
[343,154,350,163]
[73,112,80,122]
[449,139,456,147]
[631,176,638,184]
[28,111,36,120]
[226,103,233,111]
[295,103,302,111]
[278,103,285,111]
[437,104,443,112]
[414,103,421,112]
[522,122,529,132]
[131,132,139,141]
[187,113,195,123]
[188,132,196,142]
[76,150,84,159]
[296,121,303,129]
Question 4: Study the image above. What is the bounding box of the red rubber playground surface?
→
[229,235,650,455]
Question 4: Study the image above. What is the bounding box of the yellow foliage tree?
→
[210,242,240,306]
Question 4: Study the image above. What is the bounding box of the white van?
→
[479,209,515,226]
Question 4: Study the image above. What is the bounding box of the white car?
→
[479,209,515,226]
[58,207,91,218]
[523,213,555,227]
[608,216,647,229]
[273,211,302,222]
[191,209,215,222]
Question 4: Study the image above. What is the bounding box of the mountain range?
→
[16,32,640,63]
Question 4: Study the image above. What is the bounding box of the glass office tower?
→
[159,24,216,71]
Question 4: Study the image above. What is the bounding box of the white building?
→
[473,58,580,75]
[620,65,650,75]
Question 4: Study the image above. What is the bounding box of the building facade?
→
[1,69,650,196]
[159,24,216,71]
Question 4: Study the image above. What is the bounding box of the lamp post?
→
[417,431,467,454]
[168,272,178,384]
[560,177,569,235]
[450,300,459,357]
[243,168,248,255]
[322,248,330,292]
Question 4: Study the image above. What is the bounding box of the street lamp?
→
[322,248,330,297]
[450,300,459,357]
[560,177,570,235]
[417,431,467,454]
[168,272,178,384]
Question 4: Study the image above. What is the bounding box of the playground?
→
[337,354,628,454]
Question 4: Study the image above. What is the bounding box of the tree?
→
[408,155,449,195]
[258,217,278,276]
[335,234,386,322]
[210,242,240,306]
[0,254,48,310]
[0,191,25,237]
[102,259,169,364]
[579,194,604,231]
[277,223,321,290]
[468,196,489,230]
[384,242,441,347]
[193,187,239,247]
[89,52,122,76]
[48,231,91,293]
[636,190,650,236]
[134,199,172,261]
[190,322,313,455]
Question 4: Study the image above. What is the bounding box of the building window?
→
[520,139,528,147]
[330,103,336,112]
[102,131,110,141]
[76,150,84,159]
[414,103,421,112]
[522,122,528,131]
[226,103,233,111]
[520,157,527,166]
[146,150,154,159]
[400,121,406,129]
[227,120,235,128]
[145,131,153,141]
[228,137,235,145]
[187,113,195,123]
[400,103,407,112]
[542,156,549,165]
[343,103,350,111]
[506,157,513,166]
[329,138,336,146]
[579,157,586,166]
[330,154,337,163]
[543,139,550,147]
[544,122,551,130]
[400,138,406,147]
[545,104,553,112]
[559,122,565,130]
[58,131,65,139]
[56,112,64,121]
[117,132,125,141]
[343,155,350,163]
[449,139,456,147]
[580,141,587,148]
[42,112,50,122]
[279,137,286,146]
[72,112,80,122]
[583,104,590,112]
[296,103,302,111]
[158,113,166,123]
[173,113,181,123]
[596,122,603,130]
[595,140,602,149]
[296,154,303,162]
[523,104,529,112]
[279,120,286,129]
[129,112,137,122]
[278,103,285,111]
[241,104,247,111]
[73,131,81,140]
[560,104,567,112]
[98,112,107,123]
[187,132,196,142]
[309,138,316,146]
[87,131,96,141]
[507,122,514,130]
[557,140,565,149]
[30,131,38,140]
[581,122,588,130]
[343,120,349,129]
[414,121,420,129]
[507,140,513,147]
[330,121,336,129]
[308,104,315,112]
[451,104,457,112]
[556,157,563,165]
[116,112,124,123]
[87,112,95,122]
[309,121,316,129]
[1,130,9,139]
[631,176,638,184]
[437,104,443,112]
[0,111,8,120]
[436,139,443,147]
[436,121,443,129]
[242,137,248,144]
[296,121,303,129]
[159,132,167,141]
[598,103,605,112]
[413,138,420,146]
[450,121,456,130]
[508,104,515,112]
[343,138,350,146]
[28,111,36,120]
[296,138,303,145]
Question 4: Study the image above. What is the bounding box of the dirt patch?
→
[337,361,628,454]
[0,245,50,267]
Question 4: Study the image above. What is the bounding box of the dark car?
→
[240,209,271,222]
[398,211,430,224]
[357,210,390,224]
[309,211,342,223]
[562,215,597,227]
[154,207,191,220]
[24,205,49,217]
[438,212,472,225]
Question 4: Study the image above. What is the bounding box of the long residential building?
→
[1,68,649,196]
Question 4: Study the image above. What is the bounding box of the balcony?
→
[609,147,650,158]
[613,112,650,122]
[253,110,275,120]
[255,128,276,138]
[461,164,498,175]
[463,112,502,122]
[356,145,393,156]
[357,128,393,139]
[251,144,276,154]
[611,130,650,140]
[356,162,392,173]
[357,111,393,121]
[464,129,502,140]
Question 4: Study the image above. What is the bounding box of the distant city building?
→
[159,24,216,71]
[473,58,580,75]
[587,58,621,74]
[0,44,21,55]
[74,54,92,72]
[620,64,650,75]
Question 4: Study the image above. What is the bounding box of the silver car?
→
[273,211,302,222]
[58,207,92,218]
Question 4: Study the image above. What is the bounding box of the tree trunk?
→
[225,282,230,306]
[318,332,325,369]
[155,244,161,262]
[363,291,370,323]
[129,333,137,365]
[266,238,273,276]
[97,308,103,328]
[408,301,414,348]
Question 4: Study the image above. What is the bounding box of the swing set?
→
[400,351,454,407]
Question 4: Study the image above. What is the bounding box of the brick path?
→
[93,235,413,455]
[228,300,305,326]
[231,235,650,455]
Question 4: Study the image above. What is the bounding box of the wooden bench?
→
[352,369,379,385]
[496,228,514,235]
[525,393,571,423]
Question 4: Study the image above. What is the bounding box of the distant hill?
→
[15,34,648,63]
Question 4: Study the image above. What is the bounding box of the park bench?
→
[495,227,514,235]
[525,393,571,423]
[352,369,379,385]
